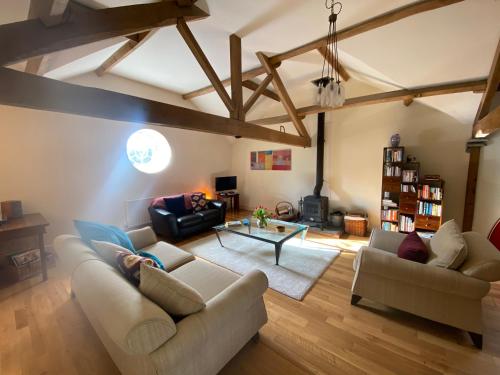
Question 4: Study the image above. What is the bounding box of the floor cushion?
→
[141,241,195,272]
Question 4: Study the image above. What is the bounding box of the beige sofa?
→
[351,229,500,349]
[54,227,268,375]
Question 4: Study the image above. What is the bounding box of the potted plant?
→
[253,206,272,228]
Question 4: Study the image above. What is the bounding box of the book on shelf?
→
[418,185,443,200]
[401,170,417,183]
[399,215,415,232]
[382,221,399,232]
[384,164,401,177]
[424,174,441,181]
[382,198,398,207]
[384,148,403,162]
[381,209,398,221]
[401,184,417,193]
[417,201,442,216]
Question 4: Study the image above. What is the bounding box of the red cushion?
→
[488,219,500,251]
[151,194,194,211]
[397,231,429,263]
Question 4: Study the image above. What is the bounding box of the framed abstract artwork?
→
[250,149,291,170]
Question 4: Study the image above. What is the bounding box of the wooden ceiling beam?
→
[177,18,234,113]
[0,67,310,148]
[25,0,70,75]
[230,34,243,120]
[96,30,157,76]
[242,80,280,102]
[0,1,208,66]
[473,38,500,133]
[317,47,350,82]
[182,63,281,100]
[252,79,487,125]
[268,0,464,65]
[243,75,274,114]
[257,52,310,139]
[472,106,500,137]
[184,0,463,100]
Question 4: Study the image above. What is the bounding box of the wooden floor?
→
[1,211,500,374]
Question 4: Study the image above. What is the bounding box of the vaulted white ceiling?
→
[3,0,500,125]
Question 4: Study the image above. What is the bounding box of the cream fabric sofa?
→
[54,227,268,375]
[351,229,500,349]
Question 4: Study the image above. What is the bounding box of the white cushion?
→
[428,220,468,269]
[127,226,158,250]
[139,263,205,316]
[91,240,132,266]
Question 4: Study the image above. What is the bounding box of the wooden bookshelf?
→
[380,147,444,235]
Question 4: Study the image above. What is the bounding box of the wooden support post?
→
[177,18,234,113]
[256,52,310,139]
[242,80,280,101]
[230,34,243,120]
[243,75,274,114]
[462,147,481,232]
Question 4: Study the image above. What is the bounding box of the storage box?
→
[344,213,368,237]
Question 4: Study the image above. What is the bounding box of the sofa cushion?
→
[141,241,195,272]
[397,231,429,263]
[170,259,239,302]
[459,232,500,282]
[164,195,188,217]
[116,251,161,286]
[428,220,468,269]
[127,226,158,250]
[191,192,208,212]
[196,208,220,222]
[177,214,203,228]
[140,263,205,316]
[91,240,133,266]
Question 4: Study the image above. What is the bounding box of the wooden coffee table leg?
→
[39,232,48,281]
[275,243,282,265]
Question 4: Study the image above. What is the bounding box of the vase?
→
[390,133,401,147]
[257,219,267,228]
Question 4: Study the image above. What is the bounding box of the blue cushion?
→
[74,220,136,253]
[164,195,187,217]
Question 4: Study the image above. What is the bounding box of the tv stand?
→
[216,192,239,211]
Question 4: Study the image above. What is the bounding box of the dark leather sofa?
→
[149,200,226,242]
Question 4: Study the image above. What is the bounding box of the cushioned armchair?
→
[149,199,226,242]
[351,229,500,349]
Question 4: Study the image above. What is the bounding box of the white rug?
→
[182,232,340,300]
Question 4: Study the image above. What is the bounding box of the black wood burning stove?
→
[302,112,329,228]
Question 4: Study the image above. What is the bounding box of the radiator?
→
[125,197,153,229]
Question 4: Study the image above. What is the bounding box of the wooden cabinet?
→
[415,214,441,231]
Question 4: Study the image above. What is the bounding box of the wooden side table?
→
[216,193,240,211]
[0,213,50,281]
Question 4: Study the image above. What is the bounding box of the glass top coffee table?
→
[213,219,309,265]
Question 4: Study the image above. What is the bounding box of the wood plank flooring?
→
[1,211,499,374]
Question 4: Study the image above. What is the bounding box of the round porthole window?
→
[126,129,171,174]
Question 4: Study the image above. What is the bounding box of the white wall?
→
[0,73,232,242]
[473,131,500,237]
[232,80,471,230]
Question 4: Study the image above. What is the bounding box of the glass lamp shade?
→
[313,78,345,108]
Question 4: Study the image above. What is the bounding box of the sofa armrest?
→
[208,199,227,223]
[127,226,158,249]
[368,229,407,253]
[355,247,490,299]
[148,207,180,241]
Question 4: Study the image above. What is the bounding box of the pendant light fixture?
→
[312,1,345,108]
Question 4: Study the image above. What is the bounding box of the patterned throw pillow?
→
[115,251,160,286]
[191,192,208,212]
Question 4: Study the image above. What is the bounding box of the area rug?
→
[182,233,340,300]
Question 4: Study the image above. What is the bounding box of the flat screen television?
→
[215,176,237,192]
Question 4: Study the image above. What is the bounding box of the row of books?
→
[401,170,418,183]
[381,209,398,221]
[382,197,398,208]
[384,149,403,162]
[399,215,415,232]
[401,184,417,193]
[418,201,442,216]
[418,185,443,200]
[382,221,399,232]
[384,165,401,177]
